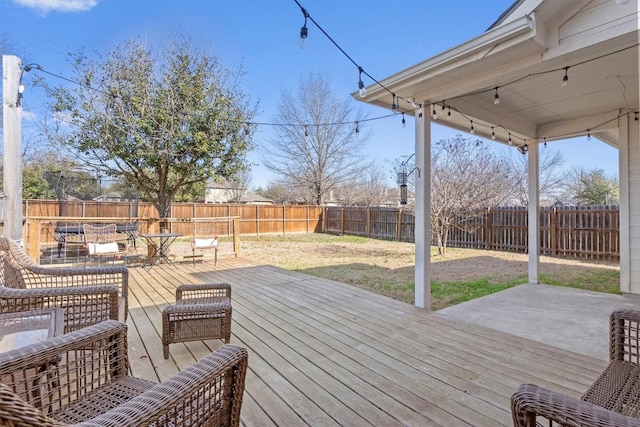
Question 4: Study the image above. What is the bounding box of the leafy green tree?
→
[39,36,257,218]
[565,167,618,205]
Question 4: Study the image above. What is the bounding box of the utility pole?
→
[2,55,23,243]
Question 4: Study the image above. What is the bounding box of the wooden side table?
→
[0,309,64,352]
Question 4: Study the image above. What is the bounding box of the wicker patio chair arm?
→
[78,345,248,427]
[0,321,129,408]
[176,282,231,300]
[511,384,640,427]
[19,264,128,294]
[610,309,640,362]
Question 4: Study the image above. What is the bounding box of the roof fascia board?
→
[358,14,535,101]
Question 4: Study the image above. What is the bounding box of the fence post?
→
[256,205,259,236]
[282,205,286,235]
[233,217,240,257]
[551,207,558,256]
[397,208,403,241]
[366,208,371,237]
[27,219,41,263]
[306,205,310,233]
[484,207,492,250]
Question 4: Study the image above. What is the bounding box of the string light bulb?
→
[508,133,513,145]
[355,121,360,135]
[391,94,397,113]
[544,137,547,147]
[635,112,638,121]
[432,105,437,120]
[470,121,475,135]
[494,87,500,105]
[587,129,591,141]
[418,104,423,120]
[299,7,309,48]
[447,106,451,120]
[562,66,569,87]
[357,67,366,98]
[491,127,496,140]
[401,113,406,128]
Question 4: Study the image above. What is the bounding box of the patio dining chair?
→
[0,320,248,426]
[83,223,128,265]
[511,308,640,426]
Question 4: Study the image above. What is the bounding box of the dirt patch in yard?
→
[174,233,620,307]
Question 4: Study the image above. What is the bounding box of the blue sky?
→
[1,0,619,189]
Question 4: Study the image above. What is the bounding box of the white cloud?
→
[12,0,98,15]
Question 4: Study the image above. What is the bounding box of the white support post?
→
[414,107,431,309]
[618,111,630,293]
[527,142,540,283]
[2,55,23,242]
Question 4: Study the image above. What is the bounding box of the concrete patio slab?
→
[436,284,640,361]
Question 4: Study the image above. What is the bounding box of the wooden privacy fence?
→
[324,205,620,261]
[21,200,324,235]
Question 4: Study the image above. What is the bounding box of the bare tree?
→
[505,146,569,206]
[228,167,252,202]
[337,162,394,206]
[396,136,513,255]
[263,73,369,205]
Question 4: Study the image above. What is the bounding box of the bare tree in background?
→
[337,163,394,206]
[263,73,369,205]
[228,166,252,202]
[505,146,568,206]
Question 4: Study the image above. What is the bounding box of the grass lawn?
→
[238,233,620,310]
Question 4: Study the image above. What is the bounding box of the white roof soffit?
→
[355,14,538,111]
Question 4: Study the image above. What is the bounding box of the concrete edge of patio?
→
[436,283,640,361]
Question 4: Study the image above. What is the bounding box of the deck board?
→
[125,257,608,426]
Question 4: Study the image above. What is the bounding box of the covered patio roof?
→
[357,0,638,148]
[355,0,639,306]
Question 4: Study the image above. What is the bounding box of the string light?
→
[401,113,406,128]
[355,121,360,135]
[391,93,397,113]
[635,112,639,121]
[508,133,513,145]
[491,127,496,140]
[544,137,547,147]
[493,87,500,105]
[357,67,366,98]
[470,121,475,134]
[562,66,569,87]
[418,104,423,120]
[587,129,591,140]
[447,106,451,120]
[299,7,309,48]
[431,104,437,120]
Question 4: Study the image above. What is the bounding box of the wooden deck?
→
[125,256,607,426]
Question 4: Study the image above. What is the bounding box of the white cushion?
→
[193,238,218,249]
[88,242,119,255]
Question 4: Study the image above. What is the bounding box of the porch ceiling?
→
[355,0,639,149]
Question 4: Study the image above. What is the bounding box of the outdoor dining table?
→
[139,232,182,267]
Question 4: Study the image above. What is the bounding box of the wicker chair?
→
[83,223,128,265]
[512,309,640,426]
[0,237,128,332]
[163,283,232,359]
[0,320,248,426]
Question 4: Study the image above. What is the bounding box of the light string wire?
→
[18,4,640,148]
[294,0,639,147]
